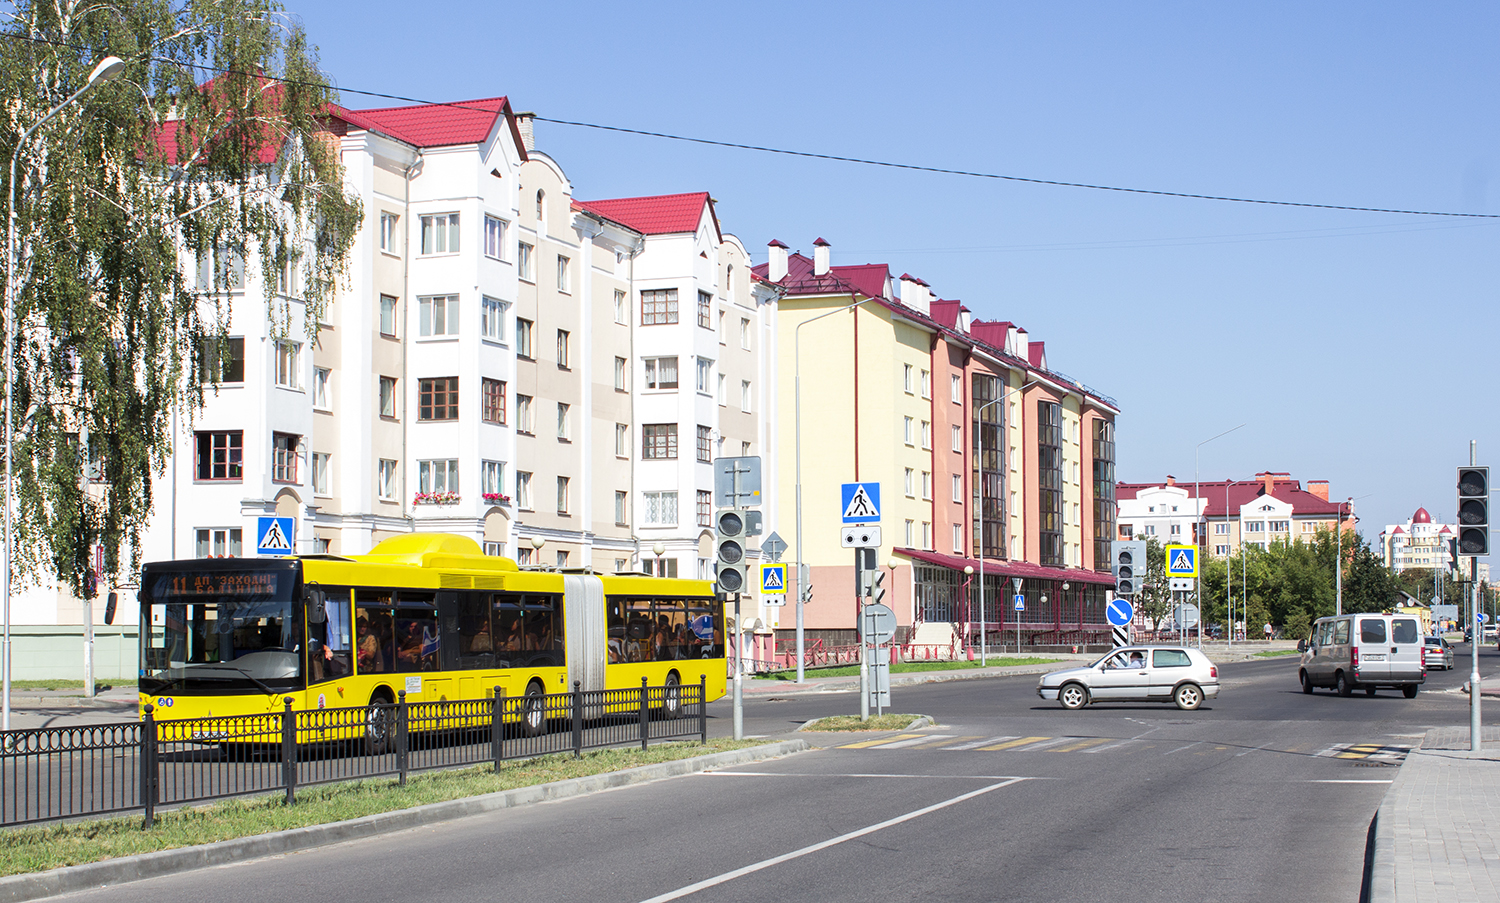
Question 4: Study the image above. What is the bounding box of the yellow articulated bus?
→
[138,534,726,745]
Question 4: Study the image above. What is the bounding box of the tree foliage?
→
[0,0,360,592]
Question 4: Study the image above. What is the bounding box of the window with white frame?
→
[195,528,243,558]
[718,309,726,343]
[696,357,713,394]
[557,255,570,293]
[419,295,459,337]
[922,522,931,550]
[952,474,962,502]
[420,213,460,255]
[615,423,628,457]
[1269,520,1290,532]
[379,376,397,419]
[951,374,962,403]
[952,425,962,452]
[380,295,398,337]
[741,440,751,456]
[904,468,914,497]
[697,490,712,527]
[556,329,570,368]
[557,402,570,441]
[480,297,508,342]
[643,490,678,526]
[740,380,751,413]
[920,420,931,449]
[921,471,932,500]
[905,519,914,546]
[313,367,330,409]
[312,452,330,496]
[482,460,506,497]
[483,215,507,260]
[516,471,532,509]
[516,394,534,434]
[378,459,398,500]
[615,491,628,525]
[557,476,570,514]
[614,357,627,391]
[614,290,627,325]
[486,542,507,558]
[920,369,930,398]
[272,432,300,483]
[275,341,301,389]
[517,242,533,281]
[1245,521,1265,533]
[697,291,712,328]
[644,356,678,390]
[418,459,458,495]
[1216,522,1231,534]
[380,212,399,254]
[716,373,726,406]
[904,417,914,445]
[740,317,751,350]
[903,364,912,393]
[953,523,963,553]
[515,317,533,358]
[1215,545,1230,556]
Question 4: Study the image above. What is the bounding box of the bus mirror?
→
[307,589,327,624]
[104,592,118,626]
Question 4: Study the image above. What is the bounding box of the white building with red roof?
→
[1378,507,1461,574]
[1116,472,1349,556]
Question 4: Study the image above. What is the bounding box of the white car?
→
[1037,646,1221,711]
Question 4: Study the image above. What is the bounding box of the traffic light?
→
[1112,540,1146,596]
[868,568,887,605]
[1457,467,1489,557]
[714,508,748,594]
[1448,537,1459,573]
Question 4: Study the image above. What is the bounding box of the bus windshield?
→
[139,564,302,695]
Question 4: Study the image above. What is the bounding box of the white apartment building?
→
[1114,479,1204,545]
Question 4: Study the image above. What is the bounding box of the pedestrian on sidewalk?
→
[1263,621,1273,642]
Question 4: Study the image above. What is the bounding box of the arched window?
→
[726,265,733,293]
[535,189,545,222]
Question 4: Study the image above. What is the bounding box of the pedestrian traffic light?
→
[714,508,748,594]
[869,568,887,605]
[1111,540,1146,596]
[1457,467,1489,557]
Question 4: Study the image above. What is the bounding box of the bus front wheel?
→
[521,680,548,737]
[663,671,682,720]
[365,691,394,755]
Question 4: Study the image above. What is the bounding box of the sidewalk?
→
[1370,726,1500,903]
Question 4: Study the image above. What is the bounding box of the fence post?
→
[699,676,707,744]
[396,690,409,786]
[281,697,297,806]
[639,677,649,750]
[140,704,157,829]
[571,680,583,759]
[491,686,505,771]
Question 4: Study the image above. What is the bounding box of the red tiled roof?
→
[895,548,1115,586]
[929,299,961,328]
[342,96,515,149]
[573,192,719,238]
[1392,526,1406,535]
[1116,478,1344,518]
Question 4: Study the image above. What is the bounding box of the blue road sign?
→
[840,483,881,523]
[1479,613,1490,624]
[1107,597,1135,627]
[257,517,295,556]
[1013,593,1026,612]
[761,564,786,594]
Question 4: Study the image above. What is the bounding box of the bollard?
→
[572,681,584,758]
[699,675,708,744]
[140,704,158,829]
[491,686,505,771]
[396,690,409,785]
[639,677,650,751]
[281,697,297,806]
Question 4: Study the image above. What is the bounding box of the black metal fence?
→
[0,677,706,829]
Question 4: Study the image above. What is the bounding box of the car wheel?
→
[1173,683,1202,711]
[364,691,394,755]
[1058,683,1088,710]
[1402,685,1418,699]
[521,680,548,737]
[1300,671,1314,695]
[1336,672,1352,697]
[1365,686,1377,697]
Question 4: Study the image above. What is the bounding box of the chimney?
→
[1166,475,1176,486]
[1258,471,1275,496]
[813,237,831,276]
[514,111,536,152]
[898,274,931,315]
[959,307,971,333]
[1307,480,1330,501]
[767,239,789,282]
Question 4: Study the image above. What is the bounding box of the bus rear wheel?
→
[365,691,394,755]
[521,680,548,737]
[663,672,682,720]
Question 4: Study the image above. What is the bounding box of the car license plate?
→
[1363,653,1386,661]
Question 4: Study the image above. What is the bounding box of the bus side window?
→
[607,598,626,664]
[455,592,494,669]
[356,589,395,674]
[654,598,686,661]
[494,595,525,666]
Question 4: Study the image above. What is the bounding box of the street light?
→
[1334,494,1373,617]
[4,55,126,732]
[962,565,974,656]
[1194,423,1245,649]
[975,378,1037,666]
[794,295,873,682]
[652,541,666,578]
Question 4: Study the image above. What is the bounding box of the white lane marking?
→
[1236,742,1273,758]
[878,734,955,749]
[946,736,1019,750]
[1161,741,1203,756]
[1009,736,1076,753]
[1080,738,1136,754]
[1305,779,1394,784]
[703,772,1036,780]
[636,778,1028,903]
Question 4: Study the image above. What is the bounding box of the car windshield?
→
[140,566,302,694]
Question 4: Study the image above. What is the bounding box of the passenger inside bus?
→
[356,609,393,673]
[395,614,439,671]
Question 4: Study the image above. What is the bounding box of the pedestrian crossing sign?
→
[257,516,295,556]
[1165,544,1197,577]
[761,563,786,595]
[840,482,881,524]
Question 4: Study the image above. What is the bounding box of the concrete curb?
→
[0,739,811,903]
[1369,775,1398,903]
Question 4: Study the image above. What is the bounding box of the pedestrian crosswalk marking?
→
[838,734,925,749]
[1051,737,1115,753]
[1316,742,1412,763]
[911,735,980,749]
[947,736,1017,750]
[976,736,1050,751]
[876,734,955,750]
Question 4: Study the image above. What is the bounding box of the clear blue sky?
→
[291,0,1500,547]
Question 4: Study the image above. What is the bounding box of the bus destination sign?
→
[161,573,280,599]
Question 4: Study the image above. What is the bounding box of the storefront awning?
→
[894,547,1116,586]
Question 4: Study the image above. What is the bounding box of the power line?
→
[9,30,1499,220]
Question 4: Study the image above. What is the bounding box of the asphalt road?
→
[52,644,1500,903]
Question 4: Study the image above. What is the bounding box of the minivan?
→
[1299,613,1424,697]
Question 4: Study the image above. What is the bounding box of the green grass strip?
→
[762,657,1063,680]
[0,739,761,877]
[7,680,115,691]
[802,714,922,732]
[1252,649,1301,658]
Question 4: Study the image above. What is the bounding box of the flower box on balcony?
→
[482,493,511,504]
[413,491,461,506]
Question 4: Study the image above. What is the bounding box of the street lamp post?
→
[1194,424,1245,648]
[974,379,1037,666]
[4,55,126,731]
[794,296,873,683]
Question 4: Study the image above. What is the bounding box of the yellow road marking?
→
[1051,737,1115,753]
[921,736,984,749]
[976,736,1049,751]
[1335,752,1366,759]
[839,734,925,749]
